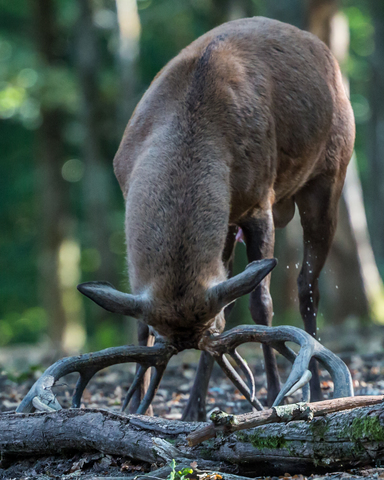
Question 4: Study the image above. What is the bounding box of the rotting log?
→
[1,401,384,476]
[187,396,384,446]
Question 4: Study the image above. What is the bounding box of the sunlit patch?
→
[59,239,86,352]
[116,0,141,60]
[371,286,384,325]
[59,240,81,287]
[0,84,25,119]
[63,322,86,353]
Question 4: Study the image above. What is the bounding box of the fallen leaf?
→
[121,460,144,472]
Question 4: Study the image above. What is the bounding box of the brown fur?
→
[113,17,354,355]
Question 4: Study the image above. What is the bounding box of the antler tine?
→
[122,364,148,412]
[312,341,353,399]
[272,342,310,403]
[72,367,100,408]
[201,324,353,410]
[270,333,353,403]
[136,364,167,414]
[214,354,264,410]
[17,343,177,413]
[229,349,256,402]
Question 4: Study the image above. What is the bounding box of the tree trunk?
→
[115,0,141,132]
[2,401,384,476]
[368,2,384,274]
[307,0,384,323]
[307,0,337,42]
[267,0,305,29]
[33,0,69,351]
[76,0,117,335]
[114,0,141,345]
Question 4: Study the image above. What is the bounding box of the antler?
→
[17,323,353,415]
[201,325,353,408]
[16,342,177,413]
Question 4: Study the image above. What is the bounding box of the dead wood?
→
[1,401,384,476]
[187,396,384,446]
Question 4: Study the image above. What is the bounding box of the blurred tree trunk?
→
[115,0,141,133]
[307,0,384,322]
[368,2,384,272]
[115,0,142,343]
[33,0,69,351]
[267,0,305,29]
[307,0,337,41]
[76,0,117,336]
[211,0,256,28]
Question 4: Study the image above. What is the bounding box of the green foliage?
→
[167,460,193,480]
[4,363,43,384]
[0,307,47,346]
[342,0,373,184]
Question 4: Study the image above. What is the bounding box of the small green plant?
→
[167,460,193,480]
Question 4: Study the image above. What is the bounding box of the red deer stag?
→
[18,17,354,417]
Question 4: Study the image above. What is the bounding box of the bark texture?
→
[2,402,384,476]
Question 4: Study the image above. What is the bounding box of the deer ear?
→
[207,258,277,314]
[77,281,144,318]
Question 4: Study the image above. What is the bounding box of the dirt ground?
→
[1,323,384,480]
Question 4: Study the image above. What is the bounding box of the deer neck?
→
[125,144,231,306]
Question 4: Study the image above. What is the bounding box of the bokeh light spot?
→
[17,68,39,88]
[61,158,84,182]
[137,0,152,10]
[351,94,370,124]
[94,9,116,29]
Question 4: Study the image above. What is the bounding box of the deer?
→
[18,17,354,418]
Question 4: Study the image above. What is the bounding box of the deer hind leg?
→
[182,226,237,422]
[240,210,280,407]
[295,173,345,401]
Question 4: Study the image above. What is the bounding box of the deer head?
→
[77,258,277,348]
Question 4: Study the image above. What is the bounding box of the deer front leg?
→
[182,226,237,421]
[241,210,280,407]
[295,173,345,402]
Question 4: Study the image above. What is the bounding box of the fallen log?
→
[1,400,384,476]
[187,396,384,446]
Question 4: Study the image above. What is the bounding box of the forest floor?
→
[1,322,384,480]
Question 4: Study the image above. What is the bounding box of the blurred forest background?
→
[1,0,384,356]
